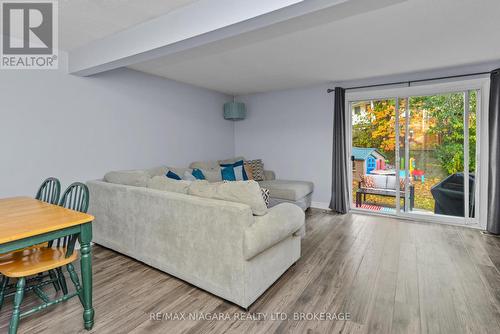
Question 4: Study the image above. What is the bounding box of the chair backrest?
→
[59,182,89,213]
[35,177,61,205]
[51,182,89,249]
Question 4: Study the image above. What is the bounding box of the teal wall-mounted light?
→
[223,100,246,121]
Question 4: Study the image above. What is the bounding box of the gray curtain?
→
[329,87,349,214]
[487,69,500,234]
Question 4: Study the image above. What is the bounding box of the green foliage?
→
[352,91,477,175]
[352,100,397,161]
[413,91,476,174]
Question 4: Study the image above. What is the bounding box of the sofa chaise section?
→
[258,179,314,211]
[87,180,304,308]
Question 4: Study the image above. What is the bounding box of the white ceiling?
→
[58,0,500,95]
[59,0,199,50]
[124,0,500,95]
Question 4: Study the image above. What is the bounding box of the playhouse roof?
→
[352,147,386,161]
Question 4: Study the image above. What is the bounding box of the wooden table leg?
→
[79,223,94,330]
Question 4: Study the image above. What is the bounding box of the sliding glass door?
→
[405,92,477,218]
[351,98,397,212]
[349,83,482,225]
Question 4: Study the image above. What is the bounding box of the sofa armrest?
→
[243,203,304,260]
[263,170,276,181]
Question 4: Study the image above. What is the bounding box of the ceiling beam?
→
[69,0,405,76]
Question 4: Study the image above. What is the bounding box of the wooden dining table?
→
[0,197,95,330]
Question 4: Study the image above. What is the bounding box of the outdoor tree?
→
[352,100,396,161]
[412,92,476,174]
[352,92,476,175]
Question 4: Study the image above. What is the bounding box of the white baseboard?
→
[311,201,331,210]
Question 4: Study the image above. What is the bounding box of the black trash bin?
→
[430,173,475,217]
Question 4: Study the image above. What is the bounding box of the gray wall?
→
[0,53,234,197]
[235,83,333,207]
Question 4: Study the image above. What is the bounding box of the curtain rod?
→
[326,71,491,93]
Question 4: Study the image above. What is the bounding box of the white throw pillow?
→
[188,180,267,216]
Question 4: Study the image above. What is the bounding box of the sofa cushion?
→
[386,175,397,190]
[182,171,196,181]
[372,175,388,189]
[189,160,219,171]
[188,180,267,216]
[218,156,245,165]
[200,168,222,182]
[104,170,150,187]
[145,166,168,177]
[263,170,275,181]
[257,180,314,201]
[147,176,193,194]
[361,175,375,188]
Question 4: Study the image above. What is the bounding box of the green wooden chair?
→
[0,177,63,298]
[55,182,90,246]
[35,177,62,290]
[35,177,61,205]
[49,182,90,294]
[0,182,90,334]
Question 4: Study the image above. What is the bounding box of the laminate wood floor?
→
[2,210,500,334]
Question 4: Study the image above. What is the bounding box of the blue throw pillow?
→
[166,170,181,180]
[221,166,236,181]
[220,160,247,181]
[192,168,205,180]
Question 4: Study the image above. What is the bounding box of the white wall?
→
[0,53,234,197]
[235,83,333,207]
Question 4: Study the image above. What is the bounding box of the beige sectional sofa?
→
[87,159,307,308]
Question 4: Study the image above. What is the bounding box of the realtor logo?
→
[1,0,58,69]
